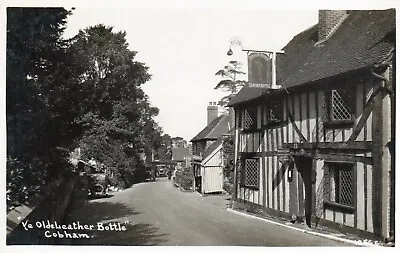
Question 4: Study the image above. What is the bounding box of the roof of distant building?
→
[191,114,231,142]
[202,138,223,161]
[171,148,191,161]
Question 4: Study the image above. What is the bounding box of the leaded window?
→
[243,108,257,130]
[239,158,259,188]
[329,89,353,122]
[327,162,354,207]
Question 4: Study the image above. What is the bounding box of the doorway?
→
[294,156,313,227]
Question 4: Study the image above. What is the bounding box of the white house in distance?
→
[191,102,232,194]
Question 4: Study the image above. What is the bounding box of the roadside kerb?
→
[173,182,194,193]
[226,208,383,247]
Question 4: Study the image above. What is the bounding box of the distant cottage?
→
[171,147,191,170]
[191,102,232,194]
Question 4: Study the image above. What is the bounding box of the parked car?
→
[144,170,156,182]
[157,166,167,177]
[88,170,109,197]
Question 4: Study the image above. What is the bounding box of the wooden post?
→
[272,52,277,88]
[233,109,239,201]
[371,67,391,239]
[371,79,383,238]
[380,68,392,240]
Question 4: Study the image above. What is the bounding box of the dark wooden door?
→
[295,156,313,227]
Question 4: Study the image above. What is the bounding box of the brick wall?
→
[207,102,219,125]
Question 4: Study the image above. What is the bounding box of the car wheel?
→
[95,184,104,193]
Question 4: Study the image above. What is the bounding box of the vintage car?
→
[78,160,110,197]
[156,165,167,177]
[88,170,109,197]
[144,170,156,182]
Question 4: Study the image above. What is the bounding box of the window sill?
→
[241,128,262,133]
[239,185,260,191]
[324,201,355,213]
[262,120,287,128]
[323,120,354,129]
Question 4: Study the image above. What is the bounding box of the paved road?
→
[62,177,350,246]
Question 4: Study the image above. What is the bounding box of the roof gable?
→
[191,114,231,142]
[202,138,223,164]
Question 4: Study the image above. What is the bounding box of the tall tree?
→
[6,7,74,210]
[214,60,247,191]
[214,60,247,106]
[6,10,163,209]
[67,24,162,186]
[171,136,187,148]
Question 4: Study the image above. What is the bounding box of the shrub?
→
[175,168,194,191]
[223,181,234,195]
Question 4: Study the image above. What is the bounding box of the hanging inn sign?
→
[246,50,284,89]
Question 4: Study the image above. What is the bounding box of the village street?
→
[61,178,350,246]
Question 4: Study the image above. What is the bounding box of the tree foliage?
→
[6,10,163,210]
[153,134,173,160]
[67,24,162,186]
[214,60,247,106]
[6,8,74,210]
[214,60,247,193]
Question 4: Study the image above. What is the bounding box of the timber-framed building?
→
[228,10,395,241]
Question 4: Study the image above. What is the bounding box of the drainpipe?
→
[370,68,395,244]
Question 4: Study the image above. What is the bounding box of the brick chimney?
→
[318,10,348,42]
[207,101,218,125]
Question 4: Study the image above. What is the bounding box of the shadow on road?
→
[65,200,140,223]
[63,222,168,246]
[56,176,168,246]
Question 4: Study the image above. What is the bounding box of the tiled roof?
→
[171,148,190,161]
[227,85,266,106]
[191,114,231,142]
[228,9,395,107]
[202,138,223,162]
[280,10,395,88]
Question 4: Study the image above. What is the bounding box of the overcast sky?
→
[62,8,320,141]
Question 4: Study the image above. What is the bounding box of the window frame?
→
[324,87,356,129]
[264,100,284,127]
[238,154,260,190]
[323,161,356,213]
[241,107,258,131]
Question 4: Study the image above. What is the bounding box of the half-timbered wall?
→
[234,71,392,238]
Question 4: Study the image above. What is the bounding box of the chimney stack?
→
[318,10,348,42]
[207,101,218,125]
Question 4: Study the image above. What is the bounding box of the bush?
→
[174,168,194,191]
[6,156,69,212]
[223,181,234,195]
